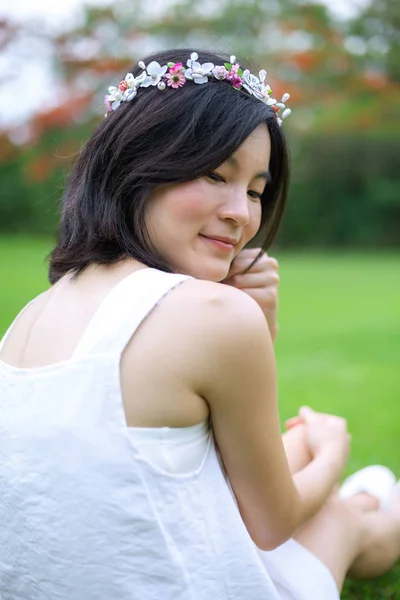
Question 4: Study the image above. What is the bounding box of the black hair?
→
[48,48,290,283]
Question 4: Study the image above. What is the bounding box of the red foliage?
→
[62,57,133,74]
[290,51,320,71]
[31,93,92,138]
[362,71,391,90]
[54,140,81,162]
[24,155,54,182]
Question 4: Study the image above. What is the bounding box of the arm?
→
[287,408,350,520]
[192,283,308,550]
[290,448,345,522]
[221,253,349,531]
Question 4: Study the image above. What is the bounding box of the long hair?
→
[48,48,290,283]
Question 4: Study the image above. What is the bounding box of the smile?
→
[199,235,235,252]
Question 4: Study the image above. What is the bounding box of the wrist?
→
[315,446,346,477]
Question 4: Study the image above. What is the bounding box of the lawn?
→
[1,235,399,598]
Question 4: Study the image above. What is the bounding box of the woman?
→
[0,49,399,600]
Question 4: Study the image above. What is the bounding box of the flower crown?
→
[104,52,291,125]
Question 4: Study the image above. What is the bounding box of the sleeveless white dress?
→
[0,267,339,600]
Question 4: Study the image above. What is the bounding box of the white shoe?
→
[338,465,397,510]
[387,479,400,509]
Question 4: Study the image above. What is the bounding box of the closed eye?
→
[207,172,263,201]
[206,171,225,183]
[248,190,262,201]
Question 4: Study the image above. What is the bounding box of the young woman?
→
[0,49,399,600]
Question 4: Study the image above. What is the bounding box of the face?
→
[145,123,271,281]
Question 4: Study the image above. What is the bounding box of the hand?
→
[222,248,280,342]
[294,406,351,470]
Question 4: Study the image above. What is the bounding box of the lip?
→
[199,234,238,253]
[200,235,239,245]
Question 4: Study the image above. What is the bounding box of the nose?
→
[218,188,250,226]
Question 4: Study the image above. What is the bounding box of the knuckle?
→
[232,275,241,286]
[268,288,277,302]
[269,257,279,270]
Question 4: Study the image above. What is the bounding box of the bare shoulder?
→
[168,277,269,340]
[155,276,274,393]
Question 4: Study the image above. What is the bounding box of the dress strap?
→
[72,268,192,359]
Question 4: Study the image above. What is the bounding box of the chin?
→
[173,259,231,282]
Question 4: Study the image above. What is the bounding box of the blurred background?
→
[1,0,399,244]
[0,1,399,595]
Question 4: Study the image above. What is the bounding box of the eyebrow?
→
[227,155,271,183]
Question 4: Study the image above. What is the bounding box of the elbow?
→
[250,512,299,552]
[253,529,291,552]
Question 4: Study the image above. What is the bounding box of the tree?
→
[0,0,399,244]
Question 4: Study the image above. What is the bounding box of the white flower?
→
[266,97,277,106]
[134,71,147,89]
[106,86,123,110]
[242,70,265,100]
[138,60,146,70]
[282,92,290,103]
[124,88,137,102]
[259,70,267,83]
[282,108,291,119]
[125,73,135,88]
[186,53,214,84]
[141,61,168,87]
[230,55,236,64]
[158,81,166,90]
[135,72,147,87]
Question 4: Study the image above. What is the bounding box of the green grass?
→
[1,236,399,598]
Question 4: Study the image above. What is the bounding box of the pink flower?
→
[231,76,243,89]
[169,62,183,75]
[226,63,241,81]
[118,80,128,92]
[104,95,112,111]
[165,72,186,88]
[212,65,228,80]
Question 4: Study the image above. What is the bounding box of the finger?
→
[243,256,279,275]
[226,271,279,290]
[228,256,279,279]
[235,247,263,257]
[228,254,264,277]
[285,417,304,429]
[298,406,319,423]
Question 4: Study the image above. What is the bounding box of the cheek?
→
[169,182,211,223]
[247,204,263,238]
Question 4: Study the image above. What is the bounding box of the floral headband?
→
[104,52,291,126]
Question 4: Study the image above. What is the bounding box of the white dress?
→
[0,267,339,600]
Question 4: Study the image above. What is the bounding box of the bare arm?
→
[193,282,347,550]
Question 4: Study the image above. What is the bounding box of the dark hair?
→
[48,48,290,284]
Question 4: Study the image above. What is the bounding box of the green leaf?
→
[238,68,243,76]
[224,62,231,70]
[167,62,175,68]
